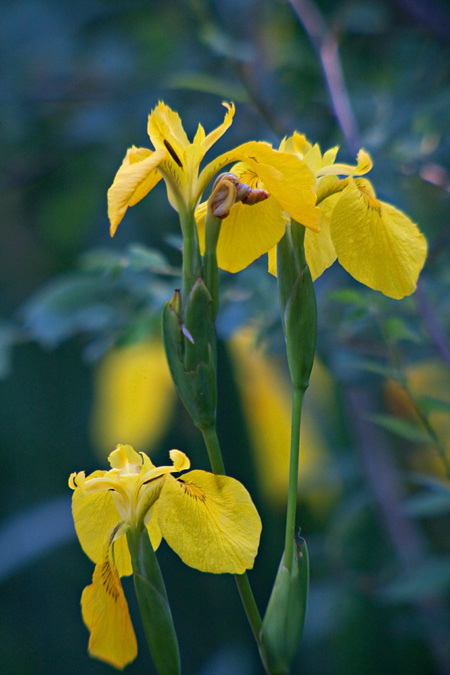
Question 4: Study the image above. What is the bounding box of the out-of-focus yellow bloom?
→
[107,101,320,271]
[384,360,450,475]
[269,133,427,299]
[228,327,340,513]
[69,444,262,669]
[90,339,175,458]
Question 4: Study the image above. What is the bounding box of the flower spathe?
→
[69,444,262,669]
[269,133,427,299]
[107,101,320,271]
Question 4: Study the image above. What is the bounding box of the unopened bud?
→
[209,176,237,219]
[208,173,270,219]
[169,288,182,315]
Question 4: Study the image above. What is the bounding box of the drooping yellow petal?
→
[304,195,338,281]
[331,180,427,299]
[196,187,287,273]
[71,476,133,576]
[107,148,166,236]
[90,339,176,458]
[81,542,137,670]
[198,141,320,231]
[157,472,261,574]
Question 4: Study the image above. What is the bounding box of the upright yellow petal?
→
[331,180,427,299]
[107,148,166,236]
[157,472,262,574]
[201,102,235,153]
[316,148,373,179]
[90,339,176,459]
[81,544,137,670]
[147,101,190,156]
[71,479,133,575]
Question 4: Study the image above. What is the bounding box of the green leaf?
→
[352,358,400,380]
[402,491,450,517]
[368,414,430,443]
[128,244,175,274]
[167,72,249,102]
[417,395,450,415]
[380,556,450,603]
[259,537,309,675]
[382,317,423,344]
[327,288,373,310]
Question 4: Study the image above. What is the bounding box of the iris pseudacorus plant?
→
[69,444,261,669]
[107,101,321,271]
[267,133,427,299]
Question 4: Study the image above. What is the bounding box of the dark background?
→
[1,0,450,673]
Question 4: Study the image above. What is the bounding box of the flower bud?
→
[209,172,270,219]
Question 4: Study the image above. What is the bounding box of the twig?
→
[287,0,361,154]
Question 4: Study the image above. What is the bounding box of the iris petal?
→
[107,148,165,235]
[157,472,261,574]
[81,541,137,670]
[331,180,427,299]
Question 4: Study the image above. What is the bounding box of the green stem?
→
[204,209,222,320]
[201,424,226,476]
[201,423,263,641]
[180,209,201,303]
[284,386,305,574]
[235,573,263,644]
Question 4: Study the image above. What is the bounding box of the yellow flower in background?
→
[228,327,340,514]
[384,360,450,475]
[69,444,262,669]
[269,132,427,299]
[107,101,320,271]
[90,339,175,458]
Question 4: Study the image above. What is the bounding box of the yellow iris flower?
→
[269,133,427,299]
[107,101,320,271]
[69,444,261,669]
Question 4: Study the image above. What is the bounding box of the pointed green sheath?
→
[162,280,217,430]
[259,537,309,675]
[126,525,181,675]
[277,220,317,391]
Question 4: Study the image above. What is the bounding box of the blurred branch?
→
[415,281,450,374]
[346,386,450,675]
[287,0,361,154]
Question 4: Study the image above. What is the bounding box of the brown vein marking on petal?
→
[178,480,207,502]
[164,140,183,168]
[101,557,119,601]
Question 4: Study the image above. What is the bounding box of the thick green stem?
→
[284,386,305,574]
[203,209,222,320]
[180,209,201,303]
[201,423,263,642]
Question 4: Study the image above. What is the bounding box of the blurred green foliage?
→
[1,0,450,673]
